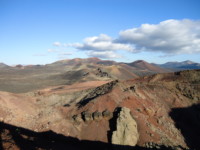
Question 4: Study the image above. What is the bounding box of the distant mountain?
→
[96,60,117,66]
[127,60,169,73]
[0,63,9,69]
[47,57,102,67]
[0,58,170,93]
[157,60,200,70]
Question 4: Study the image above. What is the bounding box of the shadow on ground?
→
[170,103,200,150]
[0,121,183,150]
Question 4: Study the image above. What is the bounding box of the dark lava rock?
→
[72,114,83,124]
[102,109,113,120]
[81,111,92,122]
[92,111,103,121]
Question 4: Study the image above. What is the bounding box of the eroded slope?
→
[0,70,200,149]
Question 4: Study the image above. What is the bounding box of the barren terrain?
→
[0,58,169,93]
[0,58,199,150]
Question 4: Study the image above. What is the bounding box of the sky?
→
[0,0,200,65]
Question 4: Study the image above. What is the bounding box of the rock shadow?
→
[107,107,121,144]
[0,121,188,150]
[169,103,200,150]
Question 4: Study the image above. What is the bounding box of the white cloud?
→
[59,52,73,56]
[47,49,58,52]
[53,42,62,47]
[87,51,122,59]
[63,19,200,59]
[119,19,200,54]
[72,34,134,52]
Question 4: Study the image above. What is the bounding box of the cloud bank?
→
[87,51,122,59]
[119,19,200,54]
[61,19,200,59]
[72,34,134,52]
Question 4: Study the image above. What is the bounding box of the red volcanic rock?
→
[128,60,168,73]
[15,64,24,69]
[62,70,200,148]
[0,70,200,149]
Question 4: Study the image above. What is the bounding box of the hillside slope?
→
[0,58,169,93]
[156,60,200,71]
[127,60,169,73]
[0,70,200,149]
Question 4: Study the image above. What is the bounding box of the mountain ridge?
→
[0,58,199,93]
[155,60,200,70]
[1,58,200,71]
[0,58,170,93]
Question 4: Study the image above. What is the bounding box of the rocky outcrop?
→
[112,107,139,147]
[102,109,113,120]
[77,80,118,107]
[72,114,83,124]
[96,68,109,77]
[92,111,102,121]
[176,83,200,101]
[72,109,113,123]
[81,111,92,122]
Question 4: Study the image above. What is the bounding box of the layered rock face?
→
[112,107,139,147]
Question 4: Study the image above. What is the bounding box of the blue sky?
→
[0,0,200,65]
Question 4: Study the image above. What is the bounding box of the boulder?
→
[81,111,92,122]
[112,107,139,147]
[92,111,102,121]
[72,114,83,124]
[102,109,113,120]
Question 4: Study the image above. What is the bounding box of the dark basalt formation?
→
[77,80,118,107]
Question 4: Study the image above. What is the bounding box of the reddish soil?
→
[0,70,200,149]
